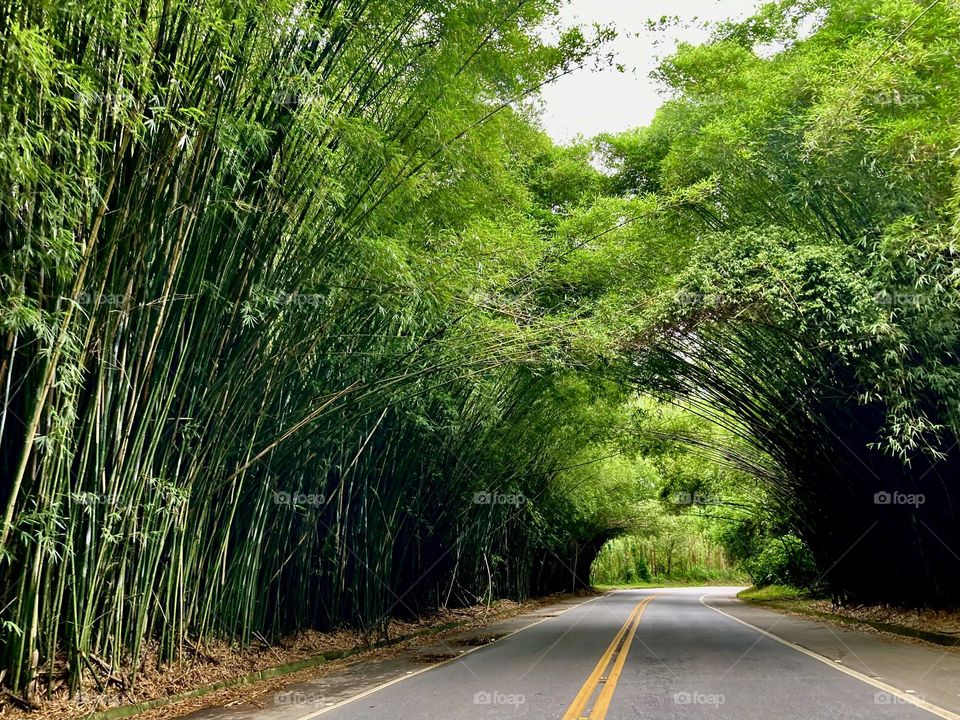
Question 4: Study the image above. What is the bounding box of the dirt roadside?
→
[738,588,960,651]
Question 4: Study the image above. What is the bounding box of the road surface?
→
[191,587,960,720]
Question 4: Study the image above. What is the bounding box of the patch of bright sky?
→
[539,0,763,143]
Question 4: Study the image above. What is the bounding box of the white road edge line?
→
[698,593,960,720]
[294,593,608,719]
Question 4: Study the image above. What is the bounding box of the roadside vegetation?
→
[591,533,746,587]
[588,0,960,608]
[1,0,958,710]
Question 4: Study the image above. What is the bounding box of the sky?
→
[538,0,762,142]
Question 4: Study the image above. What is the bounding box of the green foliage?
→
[552,0,960,606]
[591,529,744,586]
[746,535,818,588]
[4,0,960,705]
[0,0,624,700]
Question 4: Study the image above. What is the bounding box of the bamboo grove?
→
[0,0,631,700]
[601,0,960,604]
[3,0,960,707]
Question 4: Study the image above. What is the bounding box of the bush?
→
[747,535,817,588]
[635,556,652,582]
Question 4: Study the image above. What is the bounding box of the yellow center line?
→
[561,595,656,720]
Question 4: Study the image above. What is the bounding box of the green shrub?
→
[747,535,817,588]
[635,555,652,582]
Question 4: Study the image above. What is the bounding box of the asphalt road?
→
[299,588,954,720]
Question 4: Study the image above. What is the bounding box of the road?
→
[191,587,960,720]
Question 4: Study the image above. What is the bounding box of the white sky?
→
[539,0,763,142]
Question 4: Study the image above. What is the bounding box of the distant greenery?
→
[588,402,789,589]
[591,533,745,586]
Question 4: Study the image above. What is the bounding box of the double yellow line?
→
[561,595,655,720]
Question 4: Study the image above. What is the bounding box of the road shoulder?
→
[150,593,605,720]
[701,592,960,718]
